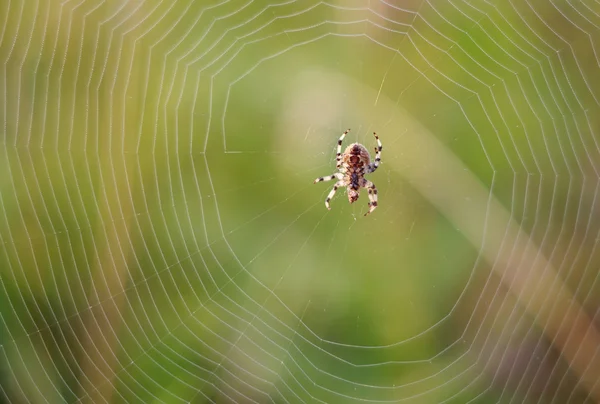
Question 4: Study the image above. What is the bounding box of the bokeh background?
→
[1,0,600,403]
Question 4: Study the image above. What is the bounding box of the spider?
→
[313,129,382,216]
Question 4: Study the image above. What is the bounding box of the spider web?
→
[1,0,600,402]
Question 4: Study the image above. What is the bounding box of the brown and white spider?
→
[313,129,382,216]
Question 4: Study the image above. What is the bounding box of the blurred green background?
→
[1,0,600,403]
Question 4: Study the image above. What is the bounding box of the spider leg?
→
[366,131,382,173]
[363,180,378,216]
[325,180,344,210]
[314,172,343,184]
[336,129,350,169]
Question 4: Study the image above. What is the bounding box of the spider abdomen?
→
[344,143,371,165]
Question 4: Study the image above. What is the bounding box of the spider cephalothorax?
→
[314,129,382,216]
